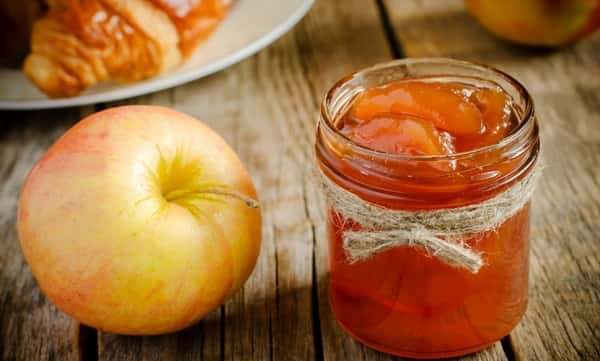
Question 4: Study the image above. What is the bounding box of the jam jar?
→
[315,58,540,358]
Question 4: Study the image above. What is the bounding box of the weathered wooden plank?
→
[0,108,91,361]
[233,57,314,361]
[99,315,221,361]
[383,0,600,360]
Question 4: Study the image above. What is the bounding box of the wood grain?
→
[382,1,600,360]
[0,108,90,361]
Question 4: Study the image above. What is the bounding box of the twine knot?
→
[320,167,540,273]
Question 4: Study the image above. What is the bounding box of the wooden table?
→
[1,1,599,360]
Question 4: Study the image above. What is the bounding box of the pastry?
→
[23,0,231,97]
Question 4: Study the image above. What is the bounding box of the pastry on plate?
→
[23,0,231,98]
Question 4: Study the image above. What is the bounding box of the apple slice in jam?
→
[340,114,454,156]
[351,81,484,136]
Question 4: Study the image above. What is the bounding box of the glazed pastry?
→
[23,0,231,98]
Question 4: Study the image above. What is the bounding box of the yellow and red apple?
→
[18,106,261,335]
[465,0,600,47]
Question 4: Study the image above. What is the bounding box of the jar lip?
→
[320,58,535,162]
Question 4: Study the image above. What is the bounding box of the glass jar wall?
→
[315,59,540,359]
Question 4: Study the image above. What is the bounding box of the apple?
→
[18,106,261,335]
[465,0,600,47]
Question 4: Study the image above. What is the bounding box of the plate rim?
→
[0,0,314,111]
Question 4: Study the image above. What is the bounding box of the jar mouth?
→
[320,58,535,162]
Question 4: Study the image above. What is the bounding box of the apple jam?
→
[315,59,540,358]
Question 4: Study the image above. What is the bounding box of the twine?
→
[319,167,540,273]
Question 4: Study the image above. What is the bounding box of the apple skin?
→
[18,106,261,335]
[465,0,600,47]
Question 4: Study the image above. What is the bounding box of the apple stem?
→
[202,188,260,208]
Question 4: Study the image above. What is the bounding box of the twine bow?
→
[320,167,540,273]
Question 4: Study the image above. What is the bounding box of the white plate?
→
[0,0,313,110]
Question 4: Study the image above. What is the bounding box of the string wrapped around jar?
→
[318,166,540,273]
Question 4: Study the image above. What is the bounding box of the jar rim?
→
[320,58,535,162]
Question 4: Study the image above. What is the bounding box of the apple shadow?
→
[97,284,324,360]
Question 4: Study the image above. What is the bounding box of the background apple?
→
[18,106,261,335]
[465,0,600,47]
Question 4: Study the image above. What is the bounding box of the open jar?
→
[315,58,540,358]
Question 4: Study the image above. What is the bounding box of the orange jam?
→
[341,81,517,154]
[315,59,540,358]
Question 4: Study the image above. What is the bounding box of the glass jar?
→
[315,58,540,359]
